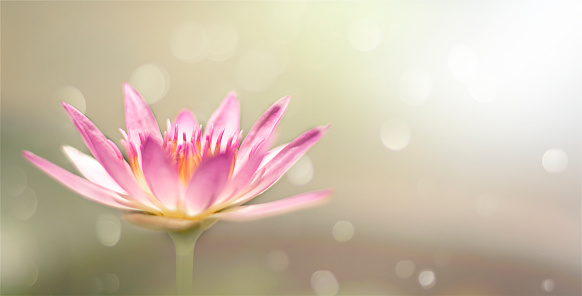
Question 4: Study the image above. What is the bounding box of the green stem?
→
[168,227,203,295]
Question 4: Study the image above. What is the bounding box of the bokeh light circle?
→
[449,44,480,83]
[398,67,432,106]
[395,260,415,279]
[56,86,86,113]
[13,187,38,220]
[418,270,436,289]
[332,220,355,242]
[170,22,207,63]
[541,278,555,292]
[311,270,340,296]
[286,155,314,186]
[542,148,568,174]
[380,118,412,151]
[468,74,498,104]
[129,63,170,104]
[96,214,122,247]
[266,250,290,272]
[206,22,238,62]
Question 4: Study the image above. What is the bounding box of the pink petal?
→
[174,110,198,140]
[62,103,160,209]
[88,133,161,210]
[184,153,234,216]
[23,151,136,210]
[203,91,239,150]
[215,189,332,221]
[61,102,105,161]
[238,96,289,165]
[217,142,268,205]
[235,125,329,204]
[124,83,162,145]
[62,146,126,194]
[141,138,181,211]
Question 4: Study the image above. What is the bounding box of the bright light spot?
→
[286,155,314,186]
[380,118,411,151]
[347,18,383,52]
[96,214,122,247]
[468,74,498,104]
[418,270,436,289]
[541,278,555,292]
[475,193,498,217]
[449,44,480,83]
[235,50,278,92]
[206,22,238,62]
[57,86,86,113]
[13,187,37,220]
[311,270,339,296]
[4,165,27,196]
[395,260,415,279]
[398,67,432,106]
[434,249,452,267]
[542,148,568,174]
[266,250,289,272]
[129,63,170,104]
[332,220,355,242]
[103,273,120,293]
[170,22,207,62]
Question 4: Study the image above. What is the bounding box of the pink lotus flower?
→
[24,84,331,231]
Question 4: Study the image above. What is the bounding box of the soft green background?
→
[2,1,581,295]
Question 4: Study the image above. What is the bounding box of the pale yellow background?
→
[2,1,581,295]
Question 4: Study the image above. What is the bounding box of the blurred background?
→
[2,1,581,295]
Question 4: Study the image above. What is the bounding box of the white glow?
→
[266,250,289,272]
[286,155,314,186]
[347,18,383,52]
[395,260,415,279]
[449,44,480,83]
[475,193,498,218]
[235,50,278,92]
[13,187,37,220]
[96,214,122,247]
[170,22,207,62]
[468,74,498,104]
[57,85,86,113]
[129,63,170,104]
[332,220,355,242]
[206,22,238,62]
[311,270,339,296]
[541,279,555,292]
[380,118,411,151]
[398,67,432,106]
[542,148,568,174]
[418,270,436,289]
